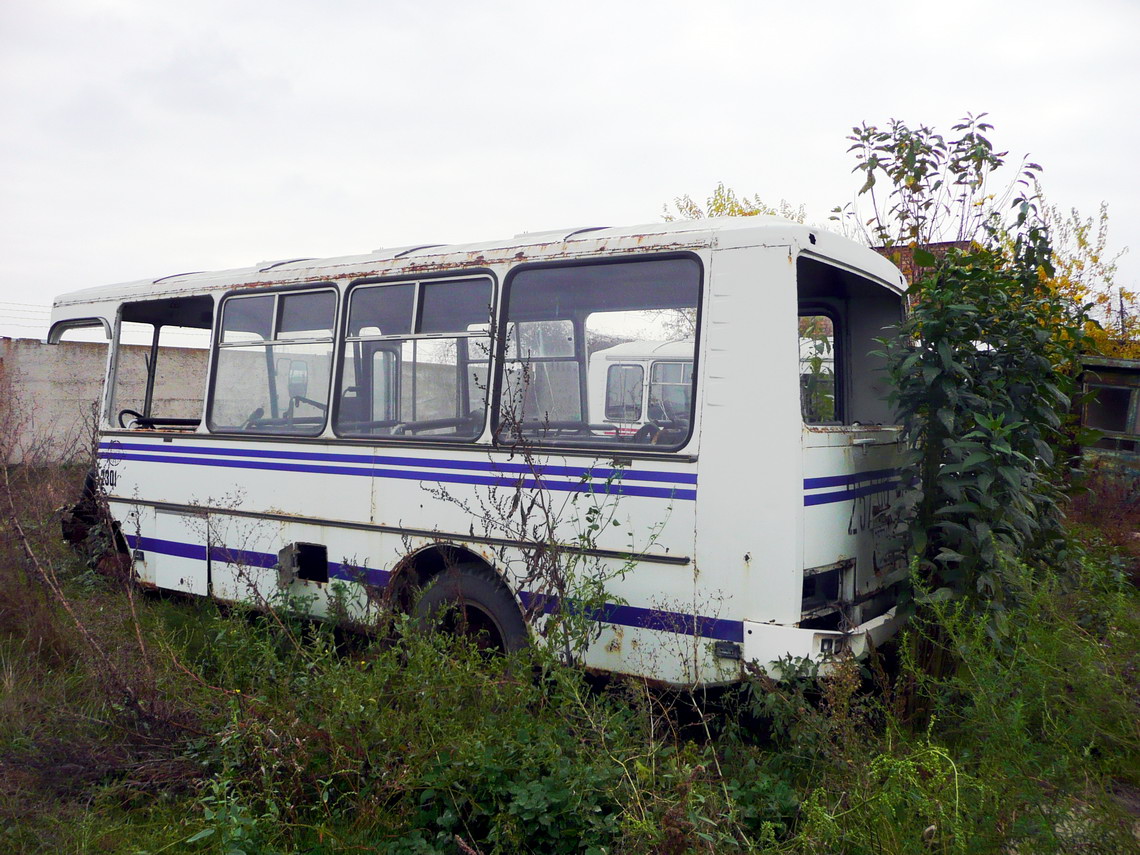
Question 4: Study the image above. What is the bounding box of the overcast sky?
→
[2,0,1137,339]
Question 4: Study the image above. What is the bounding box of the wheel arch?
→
[388,542,519,612]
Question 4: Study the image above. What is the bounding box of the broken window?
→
[111,296,213,430]
[1085,385,1132,434]
[796,257,904,426]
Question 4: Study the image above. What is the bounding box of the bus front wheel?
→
[413,564,528,654]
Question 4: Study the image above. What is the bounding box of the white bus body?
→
[50,218,909,687]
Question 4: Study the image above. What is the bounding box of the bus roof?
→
[49,217,907,335]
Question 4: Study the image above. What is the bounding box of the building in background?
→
[1082,356,1140,462]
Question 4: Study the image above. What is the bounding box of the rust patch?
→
[605,627,624,654]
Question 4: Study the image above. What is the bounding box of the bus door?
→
[797,258,907,631]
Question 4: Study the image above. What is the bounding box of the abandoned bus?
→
[49,218,909,686]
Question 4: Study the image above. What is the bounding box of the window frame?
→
[493,252,703,453]
[207,283,339,437]
[647,360,693,424]
[333,271,497,442]
[1084,383,1137,436]
[110,295,214,431]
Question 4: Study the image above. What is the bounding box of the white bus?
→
[587,340,695,441]
[50,217,909,686]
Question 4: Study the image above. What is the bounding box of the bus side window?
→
[111,295,213,431]
[335,276,492,440]
[208,289,336,435]
[500,256,700,449]
[799,314,837,424]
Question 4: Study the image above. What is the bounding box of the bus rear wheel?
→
[413,564,528,654]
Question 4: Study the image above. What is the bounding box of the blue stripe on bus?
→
[801,468,901,507]
[99,441,697,486]
[803,480,901,506]
[104,443,896,507]
[124,535,740,642]
[517,591,743,643]
[127,535,393,588]
[803,468,898,489]
[105,451,697,501]
[206,545,277,569]
[329,564,392,588]
[127,535,208,561]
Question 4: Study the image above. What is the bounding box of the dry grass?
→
[0,377,208,850]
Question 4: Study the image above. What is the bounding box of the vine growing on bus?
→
[425,355,662,665]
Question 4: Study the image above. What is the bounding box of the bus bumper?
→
[741,606,902,674]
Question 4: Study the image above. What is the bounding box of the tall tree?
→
[1042,198,1137,358]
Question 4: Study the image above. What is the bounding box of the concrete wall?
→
[2,337,471,462]
[0,337,208,463]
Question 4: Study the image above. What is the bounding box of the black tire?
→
[413,563,528,653]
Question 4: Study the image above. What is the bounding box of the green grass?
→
[1,463,1137,853]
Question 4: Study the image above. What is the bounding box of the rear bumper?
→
[741,606,902,675]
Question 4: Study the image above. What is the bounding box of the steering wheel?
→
[118,408,144,428]
[633,422,662,444]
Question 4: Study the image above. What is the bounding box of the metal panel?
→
[153,510,209,595]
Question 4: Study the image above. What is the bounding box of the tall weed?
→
[2,456,1137,853]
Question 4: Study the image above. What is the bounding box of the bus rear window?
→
[799,314,836,424]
